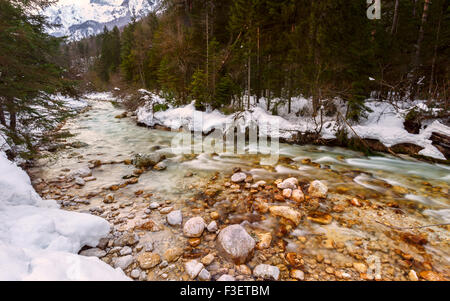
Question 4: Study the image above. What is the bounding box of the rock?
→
[277,178,298,190]
[290,269,305,280]
[130,269,140,279]
[207,221,218,232]
[113,255,134,270]
[104,193,115,204]
[69,166,92,178]
[188,238,201,247]
[420,271,446,281]
[291,189,305,202]
[198,269,211,281]
[185,260,204,279]
[96,238,109,250]
[308,180,328,198]
[133,153,165,169]
[231,172,247,183]
[154,161,167,171]
[256,232,272,250]
[75,177,85,186]
[353,262,367,273]
[183,217,206,238]
[269,206,302,226]
[167,210,182,226]
[160,206,173,214]
[137,252,161,270]
[164,248,183,263]
[210,211,220,220]
[149,202,160,209]
[307,211,333,225]
[79,248,106,258]
[253,264,280,280]
[114,233,139,247]
[282,189,292,198]
[251,180,266,189]
[236,265,252,276]
[120,246,132,256]
[216,224,255,264]
[217,275,235,281]
[201,254,215,266]
[408,270,419,281]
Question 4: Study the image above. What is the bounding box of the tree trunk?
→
[429,1,444,96]
[391,0,400,35]
[256,26,261,104]
[206,2,209,90]
[0,106,6,127]
[248,53,251,110]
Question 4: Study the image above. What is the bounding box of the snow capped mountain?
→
[43,0,159,41]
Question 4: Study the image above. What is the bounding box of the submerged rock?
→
[133,153,165,169]
[277,178,298,190]
[183,217,206,238]
[113,233,139,247]
[269,206,302,225]
[216,224,255,264]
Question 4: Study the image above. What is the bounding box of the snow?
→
[136,92,449,160]
[84,91,117,101]
[0,150,129,281]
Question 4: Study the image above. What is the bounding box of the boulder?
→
[216,224,255,264]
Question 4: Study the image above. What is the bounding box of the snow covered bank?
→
[0,150,129,280]
[135,92,450,160]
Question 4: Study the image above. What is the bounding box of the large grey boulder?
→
[216,224,255,264]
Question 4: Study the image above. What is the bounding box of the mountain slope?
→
[43,0,158,40]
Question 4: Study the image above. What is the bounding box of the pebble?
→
[130,269,140,279]
[291,189,305,202]
[217,275,235,281]
[201,254,215,266]
[282,188,292,198]
[167,210,182,226]
[253,264,280,280]
[113,233,139,247]
[277,178,298,190]
[120,246,132,256]
[231,172,247,183]
[408,270,419,281]
[353,262,368,273]
[164,248,183,262]
[290,269,305,280]
[79,248,106,258]
[183,216,206,238]
[198,269,211,281]
[75,177,85,186]
[113,255,134,270]
[137,252,161,270]
[207,221,218,232]
[149,202,160,209]
[160,206,173,214]
[185,260,204,279]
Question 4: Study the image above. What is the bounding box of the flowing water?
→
[29,100,450,280]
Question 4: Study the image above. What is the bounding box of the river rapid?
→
[28,99,449,281]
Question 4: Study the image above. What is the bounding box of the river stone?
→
[183,217,206,238]
[120,246,132,256]
[154,161,167,171]
[282,188,292,198]
[185,260,204,279]
[308,180,328,198]
[217,275,235,281]
[290,269,305,280]
[167,210,182,226]
[164,247,183,262]
[253,264,280,280]
[292,189,305,202]
[149,202,160,209]
[137,252,161,270]
[231,172,247,183]
[130,269,140,279]
[79,248,106,258]
[269,206,302,226]
[133,153,164,169]
[113,255,134,270]
[198,269,211,281]
[216,224,256,264]
[69,166,92,178]
[160,206,173,214]
[277,177,298,190]
[113,233,139,247]
[207,221,218,232]
[75,177,85,186]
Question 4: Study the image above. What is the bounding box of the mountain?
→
[43,0,159,41]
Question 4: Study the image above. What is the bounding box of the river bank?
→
[26,96,449,281]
